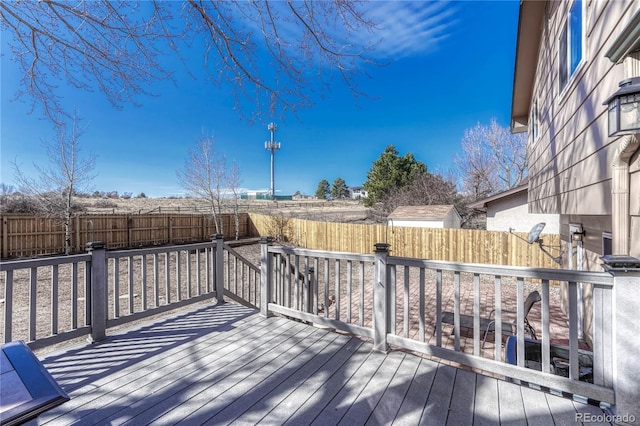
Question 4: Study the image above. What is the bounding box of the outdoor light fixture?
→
[569,223,585,242]
[603,77,640,136]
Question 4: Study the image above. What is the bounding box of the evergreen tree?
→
[363,145,426,207]
[315,179,330,199]
[331,177,348,199]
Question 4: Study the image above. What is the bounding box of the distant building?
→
[240,190,270,200]
[348,186,368,200]
[387,205,461,229]
[468,179,560,234]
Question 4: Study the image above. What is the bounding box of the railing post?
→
[260,236,274,317]
[373,242,390,353]
[213,234,225,304]
[86,241,107,343]
[602,255,640,422]
[306,266,315,314]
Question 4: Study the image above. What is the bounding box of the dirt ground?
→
[79,197,374,224]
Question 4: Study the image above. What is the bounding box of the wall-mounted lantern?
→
[603,77,640,137]
[569,223,585,242]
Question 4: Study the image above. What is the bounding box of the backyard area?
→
[1,236,621,425]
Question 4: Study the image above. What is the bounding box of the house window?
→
[558,0,583,93]
[602,232,612,256]
[531,98,540,142]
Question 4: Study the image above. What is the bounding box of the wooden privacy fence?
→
[1,213,250,258]
[249,213,561,268]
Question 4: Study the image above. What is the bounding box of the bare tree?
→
[227,161,242,241]
[382,172,458,215]
[1,1,378,124]
[454,119,527,200]
[12,113,96,254]
[177,134,227,235]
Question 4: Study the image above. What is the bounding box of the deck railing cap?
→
[85,241,105,250]
[601,255,640,273]
[374,242,390,253]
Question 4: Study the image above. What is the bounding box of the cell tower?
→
[264,122,281,200]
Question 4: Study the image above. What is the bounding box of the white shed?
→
[387,205,461,229]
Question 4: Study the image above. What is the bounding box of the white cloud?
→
[359,1,458,59]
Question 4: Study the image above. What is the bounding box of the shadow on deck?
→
[25,302,608,425]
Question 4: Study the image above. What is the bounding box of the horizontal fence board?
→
[249,213,561,269]
[1,213,250,258]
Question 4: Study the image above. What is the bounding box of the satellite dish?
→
[528,222,546,244]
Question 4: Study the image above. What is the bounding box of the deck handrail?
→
[261,240,626,406]
[1,236,258,349]
[387,256,615,286]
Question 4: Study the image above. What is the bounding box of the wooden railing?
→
[0,236,258,350]
[259,238,619,405]
[0,253,92,348]
[223,245,261,309]
[4,236,639,418]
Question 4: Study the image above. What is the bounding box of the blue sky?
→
[1,1,520,198]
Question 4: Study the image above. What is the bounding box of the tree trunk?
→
[234,206,240,240]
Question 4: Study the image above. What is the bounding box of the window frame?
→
[558,0,584,96]
[531,97,540,144]
[602,231,612,256]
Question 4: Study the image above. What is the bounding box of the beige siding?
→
[443,210,461,229]
[486,191,560,234]
[528,0,639,215]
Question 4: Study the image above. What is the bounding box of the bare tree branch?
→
[177,133,228,234]
[1,1,380,124]
[12,111,96,254]
[454,119,527,201]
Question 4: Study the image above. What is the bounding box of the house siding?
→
[527,0,640,260]
[486,190,560,234]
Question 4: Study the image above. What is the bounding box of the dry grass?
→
[78,197,372,223]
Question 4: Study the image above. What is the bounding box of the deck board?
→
[496,378,527,426]
[392,358,438,425]
[421,363,456,425]
[338,351,405,425]
[366,353,420,425]
[24,303,609,426]
[519,385,554,426]
[229,332,352,424]
[445,368,476,425]
[474,374,500,426]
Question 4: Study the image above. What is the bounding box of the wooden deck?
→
[25,302,609,425]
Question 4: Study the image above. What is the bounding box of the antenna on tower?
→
[264,122,281,200]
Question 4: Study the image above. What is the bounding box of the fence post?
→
[213,234,225,304]
[260,236,274,317]
[602,255,640,422]
[373,242,390,353]
[86,241,107,343]
[2,216,7,259]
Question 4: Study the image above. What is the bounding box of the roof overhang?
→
[605,8,640,63]
[468,183,528,210]
[510,1,546,134]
